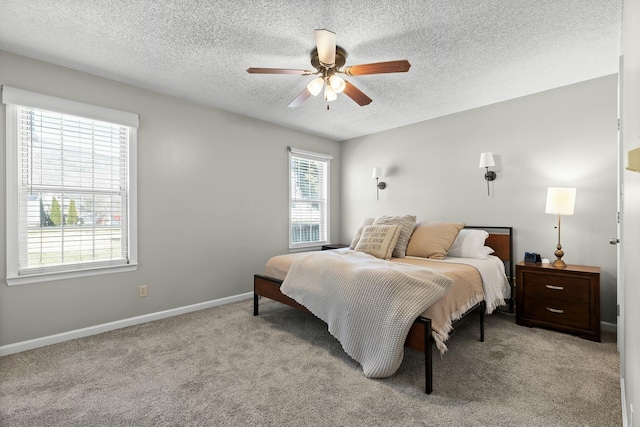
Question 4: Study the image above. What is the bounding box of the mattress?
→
[263,249,509,353]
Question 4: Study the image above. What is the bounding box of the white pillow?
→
[447,229,491,259]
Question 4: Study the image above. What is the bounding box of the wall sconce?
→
[372,167,386,200]
[478,152,496,196]
[545,187,576,268]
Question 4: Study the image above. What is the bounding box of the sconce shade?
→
[478,152,495,168]
[545,187,576,215]
[371,167,386,200]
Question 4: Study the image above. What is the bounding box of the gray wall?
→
[621,0,640,423]
[0,50,341,346]
[340,75,619,324]
[0,49,623,356]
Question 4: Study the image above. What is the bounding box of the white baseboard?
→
[0,292,253,356]
[621,377,628,427]
[0,297,620,358]
[601,321,617,333]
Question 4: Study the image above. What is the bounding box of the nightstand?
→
[516,261,601,342]
[321,243,349,250]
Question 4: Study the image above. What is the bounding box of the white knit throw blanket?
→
[281,250,453,378]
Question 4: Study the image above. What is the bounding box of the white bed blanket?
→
[280,250,453,378]
[407,255,510,313]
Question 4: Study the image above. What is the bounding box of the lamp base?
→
[552,245,566,268]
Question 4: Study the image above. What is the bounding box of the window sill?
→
[6,263,139,286]
[289,242,327,253]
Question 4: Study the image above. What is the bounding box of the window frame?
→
[288,147,331,250]
[3,86,138,285]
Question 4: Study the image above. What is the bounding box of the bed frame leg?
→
[422,318,433,394]
[479,300,486,342]
[253,293,259,316]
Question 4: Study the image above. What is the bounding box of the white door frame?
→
[617,55,625,371]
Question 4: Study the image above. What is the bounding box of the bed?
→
[253,222,513,394]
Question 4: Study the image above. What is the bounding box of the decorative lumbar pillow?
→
[405,221,465,260]
[349,217,375,249]
[354,224,401,260]
[372,214,417,258]
[447,229,490,259]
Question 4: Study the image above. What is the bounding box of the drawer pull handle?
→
[546,307,564,314]
[546,284,564,291]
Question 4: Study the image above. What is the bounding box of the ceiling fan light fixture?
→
[329,75,346,93]
[247,29,410,108]
[324,85,337,101]
[307,77,324,96]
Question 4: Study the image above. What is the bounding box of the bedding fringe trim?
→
[432,292,504,355]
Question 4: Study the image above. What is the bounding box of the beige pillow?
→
[405,221,465,260]
[354,225,401,260]
[349,217,375,249]
[372,214,417,258]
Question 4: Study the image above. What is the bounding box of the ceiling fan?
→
[247,29,411,108]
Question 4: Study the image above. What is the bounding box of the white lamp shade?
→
[307,77,324,96]
[329,75,346,93]
[545,187,576,215]
[479,152,495,168]
[372,167,383,179]
[324,85,337,101]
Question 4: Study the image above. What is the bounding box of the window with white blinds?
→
[288,147,331,249]
[3,86,138,285]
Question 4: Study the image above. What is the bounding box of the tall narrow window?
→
[289,147,331,249]
[3,86,138,285]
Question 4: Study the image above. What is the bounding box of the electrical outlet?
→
[138,285,148,298]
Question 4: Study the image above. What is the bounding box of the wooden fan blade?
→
[343,60,411,76]
[343,81,372,106]
[288,87,313,108]
[247,68,313,75]
[315,29,336,66]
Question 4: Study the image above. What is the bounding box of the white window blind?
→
[288,147,331,249]
[3,86,138,284]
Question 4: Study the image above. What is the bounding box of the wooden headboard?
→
[485,233,511,262]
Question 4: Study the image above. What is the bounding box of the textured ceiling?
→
[0,1,623,141]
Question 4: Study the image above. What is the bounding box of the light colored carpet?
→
[0,298,621,426]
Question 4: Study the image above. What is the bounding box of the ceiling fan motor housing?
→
[311,46,347,70]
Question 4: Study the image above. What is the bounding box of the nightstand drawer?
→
[516,261,600,342]
[523,295,590,330]
[521,271,589,303]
